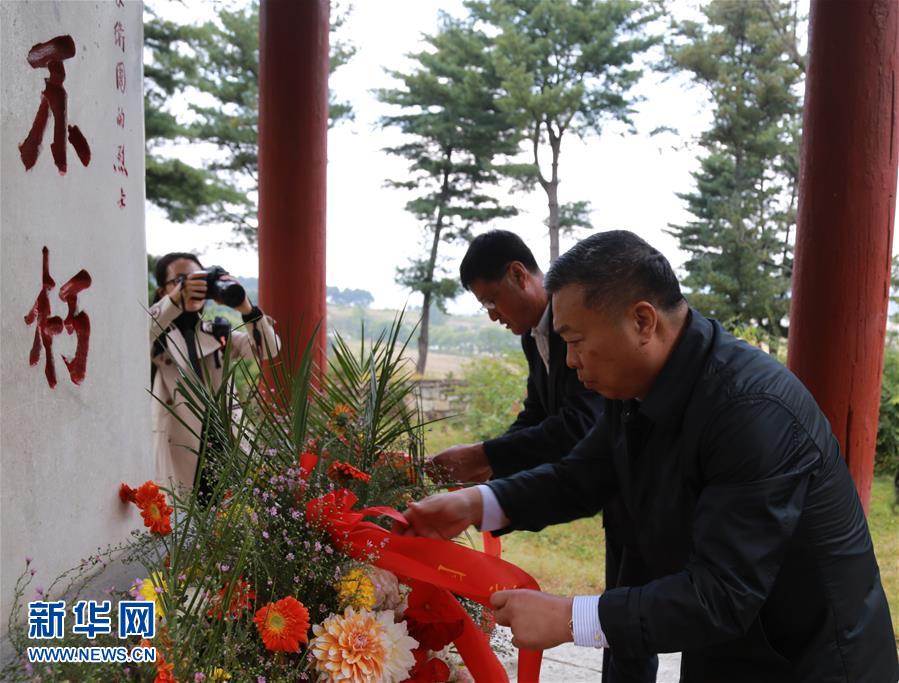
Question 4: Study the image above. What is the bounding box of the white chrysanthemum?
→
[376,610,418,683]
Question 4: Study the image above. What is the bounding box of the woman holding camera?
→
[149,252,279,494]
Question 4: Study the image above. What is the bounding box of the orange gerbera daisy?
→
[330,403,354,420]
[133,481,173,535]
[327,403,355,433]
[327,461,371,484]
[253,596,310,652]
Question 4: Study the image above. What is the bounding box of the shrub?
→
[451,354,529,442]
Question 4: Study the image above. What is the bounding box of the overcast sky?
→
[145,0,898,315]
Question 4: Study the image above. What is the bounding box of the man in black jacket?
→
[403,231,898,683]
[427,230,603,484]
[429,230,657,683]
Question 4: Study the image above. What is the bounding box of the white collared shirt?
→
[531,304,552,372]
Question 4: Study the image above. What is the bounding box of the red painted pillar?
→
[787,0,898,512]
[258,0,329,376]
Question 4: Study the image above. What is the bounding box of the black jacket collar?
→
[638,308,713,429]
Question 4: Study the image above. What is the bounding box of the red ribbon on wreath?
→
[306,488,543,682]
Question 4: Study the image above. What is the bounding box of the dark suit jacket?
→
[488,310,897,683]
[482,306,604,479]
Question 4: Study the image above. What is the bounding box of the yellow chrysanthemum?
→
[310,607,417,683]
[211,667,231,680]
[336,569,377,611]
[132,572,167,617]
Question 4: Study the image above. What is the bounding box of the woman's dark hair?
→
[459,230,540,290]
[545,230,685,312]
[152,252,203,303]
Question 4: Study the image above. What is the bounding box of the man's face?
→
[552,284,651,400]
[468,266,538,335]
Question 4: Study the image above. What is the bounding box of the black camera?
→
[202,266,246,308]
[174,266,245,307]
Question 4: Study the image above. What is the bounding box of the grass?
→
[497,517,606,596]
[868,475,899,644]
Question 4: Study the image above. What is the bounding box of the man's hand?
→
[491,590,574,650]
[426,443,492,483]
[394,487,483,539]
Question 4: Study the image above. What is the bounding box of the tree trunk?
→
[416,187,447,375]
[416,290,431,375]
[546,130,562,262]
[547,181,560,262]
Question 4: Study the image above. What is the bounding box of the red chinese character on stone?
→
[114,21,125,52]
[118,188,127,208]
[116,107,125,128]
[59,269,92,385]
[115,62,126,93]
[24,246,91,388]
[19,35,91,175]
[113,144,128,176]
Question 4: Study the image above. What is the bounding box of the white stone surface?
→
[1,0,149,639]
[497,627,682,682]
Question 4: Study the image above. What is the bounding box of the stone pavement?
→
[497,627,682,682]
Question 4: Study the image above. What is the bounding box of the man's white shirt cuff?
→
[476,485,510,531]
[572,595,608,648]
[475,487,607,648]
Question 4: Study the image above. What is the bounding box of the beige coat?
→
[149,295,279,492]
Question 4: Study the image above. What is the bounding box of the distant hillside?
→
[230,277,517,355]
[328,305,520,357]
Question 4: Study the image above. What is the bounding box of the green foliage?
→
[143,9,247,226]
[727,321,787,362]
[876,347,899,477]
[143,1,355,244]
[379,14,522,373]
[666,0,804,337]
[451,354,529,441]
[890,255,899,335]
[467,0,659,260]
[555,200,595,234]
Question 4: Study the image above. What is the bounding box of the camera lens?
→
[219,281,245,308]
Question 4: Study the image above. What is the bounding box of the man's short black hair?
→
[545,230,685,312]
[459,230,540,290]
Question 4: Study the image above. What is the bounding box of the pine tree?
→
[143,8,246,225]
[378,16,521,374]
[667,0,804,340]
[143,1,355,243]
[467,0,658,261]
